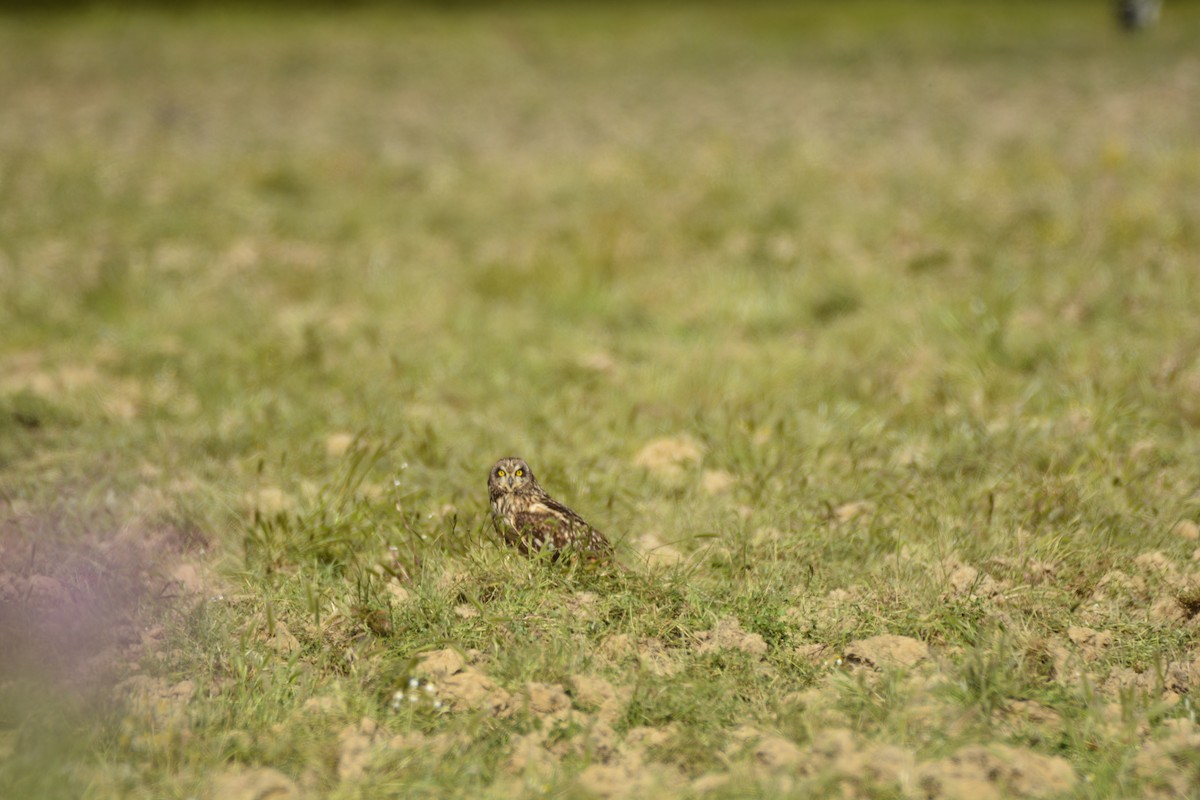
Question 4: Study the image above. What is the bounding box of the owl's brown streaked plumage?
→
[487,457,614,561]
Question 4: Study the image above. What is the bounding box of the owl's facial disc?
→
[492,457,533,493]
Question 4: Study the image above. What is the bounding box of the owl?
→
[487,457,614,562]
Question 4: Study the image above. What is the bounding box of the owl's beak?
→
[506,476,514,488]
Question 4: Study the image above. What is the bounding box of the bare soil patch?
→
[0,506,208,696]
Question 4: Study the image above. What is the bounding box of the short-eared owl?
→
[488,457,613,561]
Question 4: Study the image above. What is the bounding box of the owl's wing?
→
[514,498,612,555]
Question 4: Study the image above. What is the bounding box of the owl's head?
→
[488,457,537,495]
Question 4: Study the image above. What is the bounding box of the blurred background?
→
[3,2,1200,798]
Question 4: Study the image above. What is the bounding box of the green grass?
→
[3,2,1200,798]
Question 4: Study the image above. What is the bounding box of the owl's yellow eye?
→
[515,469,524,477]
[496,469,506,477]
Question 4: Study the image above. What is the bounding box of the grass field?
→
[3,2,1200,797]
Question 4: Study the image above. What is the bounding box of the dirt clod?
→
[1133,720,1200,798]
[24,574,70,606]
[301,695,342,715]
[1066,626,1112,660]
[209,767,299,800]
[633,436,704,479]
[695,617,768,658]
[415,648,464,679]
[635,532,685,568]
[577,761,677,799]
[569,674,629,723]
[336,718,378,781]
[917,744,1076,799]
[525,682,571,716]
[1134,551,1177,575]
[169,563,206,594]
[701,470,736,494]
[414,648,512,716]
[453,604,480,619]
[325,432,356,457]
[753,735,806,769]
[1172,520,1200,541]
[794,642,833,664]
[636,637,681,676]
[843,634,929,669]
[946,564,1006,599]
[833,501,873,523]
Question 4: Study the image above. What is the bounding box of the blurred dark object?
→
[1117,0,1161,31]
[0,0,580,8]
